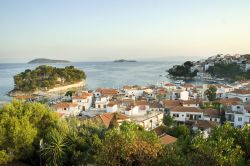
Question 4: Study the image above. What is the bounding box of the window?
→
[186,114,189,117]
[173,114,179,117]
[238,117,242,121]
[64,108,67,110]
[237,106,240,109]
[198,115,201,118]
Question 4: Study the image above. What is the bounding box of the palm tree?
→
[40,130,67,166]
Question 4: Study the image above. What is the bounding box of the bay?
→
[0,61,182,101]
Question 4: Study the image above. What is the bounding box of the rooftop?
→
[171,106,203,113]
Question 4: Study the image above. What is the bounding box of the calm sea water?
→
[0,61,182,101]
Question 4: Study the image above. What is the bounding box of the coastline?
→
[8,80,85,97]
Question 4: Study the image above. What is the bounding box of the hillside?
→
[28,58,70,64]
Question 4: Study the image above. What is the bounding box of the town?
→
[14,77,250,144]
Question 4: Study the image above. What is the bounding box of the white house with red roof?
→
[227,89,250,102]
[72,92,93,111]
[106,101,119,113]
[52,102,79,116]
[163,83,176,91]
[170,106,204,122]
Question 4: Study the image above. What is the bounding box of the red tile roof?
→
[165,83,175,86]
[215,98,242,106]
[164,100,182,108]
[94,113,129,127]
[202,108,220,117]
[52,102,78,109]
[231,89,250,95]
[171,106,203,113]
[97,88,118,96]
[160,134,177,145]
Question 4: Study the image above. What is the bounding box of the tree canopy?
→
[1,101,250,165]
[168,61,198,78]
[207,63,250,81]
[13,65,86,91]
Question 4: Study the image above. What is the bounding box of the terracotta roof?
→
[73,95,88,99]
[96,88,118,96]
[202,108,220,117]
[182,83,194,88]
[165,83,175,86]
[135,100,148,106]
[171,106,203,113]
[52,102,78,109]
[149,101,163,108]
[107,101,118,107]
[160,134,177,145]
[164,100,182,108]
[152,126,165,136]
[215,98,242,106]
[94,113,129,127]
[192,120,219,129]
[230,89,250,95]
[181,99,200,105]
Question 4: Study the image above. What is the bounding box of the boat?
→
[174,80,185,85]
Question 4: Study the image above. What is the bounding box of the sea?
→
[0,61,183,102]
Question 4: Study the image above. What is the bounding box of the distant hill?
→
[114,59,136,62]
[28,58,70,64]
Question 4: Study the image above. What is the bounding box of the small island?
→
[167,61,198,79]
[114,59,136,62]
[28,58,70,64]
[9,65,86,96]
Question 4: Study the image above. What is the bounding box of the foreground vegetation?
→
[0,101,250,165]
[207,63,250,81]
[13,65,86,92]
[168,61,198,78]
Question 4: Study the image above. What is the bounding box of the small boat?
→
[174,80,185,85]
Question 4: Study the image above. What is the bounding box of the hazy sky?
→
[0,0,250,63]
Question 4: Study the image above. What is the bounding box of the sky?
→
[0,0,250,63]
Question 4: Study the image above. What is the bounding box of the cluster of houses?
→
[193,54,250,72]
[15,78,250,141]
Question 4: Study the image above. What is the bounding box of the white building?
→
[72,92,93,111]
[95,96,109,109]
[215,84,234,99]
[202,108,220,123]
[164,83,176,91]
[106,102,118,113]
[181,99,200,108]
[171,90,189,101]
[170,106,203,122]
[123,86,144,98]
[227,89,250,102]
[52,102,79,116]
[218,98,250,128]
[125,105,139,116]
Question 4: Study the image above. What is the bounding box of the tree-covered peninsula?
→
[207,63,250,81]
[13,65,86,92]
[167,61,198,78]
